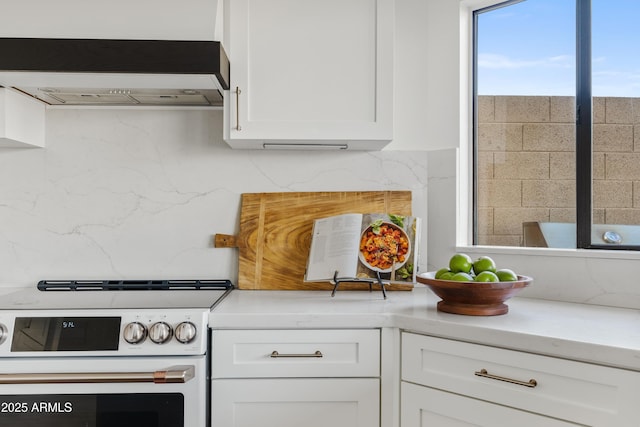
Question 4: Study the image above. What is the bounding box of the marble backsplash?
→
[0,109,428,288]
[3,107,640,310]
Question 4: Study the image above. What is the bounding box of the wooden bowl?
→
[417,272,533,316]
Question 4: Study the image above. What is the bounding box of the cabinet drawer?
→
[401,382,580,427]
[402,333,640,426]
[212,329,380,378]
[212,378,379,427]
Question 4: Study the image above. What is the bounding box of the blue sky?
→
[477,0,640,96]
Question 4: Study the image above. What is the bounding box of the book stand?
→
[330,270,387,299]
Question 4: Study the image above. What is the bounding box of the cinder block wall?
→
[477,95,640,246]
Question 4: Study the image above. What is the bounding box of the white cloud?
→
[593,69,640,80]
[478,53,573,69]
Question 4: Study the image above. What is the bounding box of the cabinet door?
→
[402,333,640,426]
[212,378,379,427]
[224,0,393,149]
[401,382,579,427]
[0,0,220,40]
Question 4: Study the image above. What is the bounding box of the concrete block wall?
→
[477,95,640,246]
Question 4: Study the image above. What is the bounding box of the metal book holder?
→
[330,270,387,299]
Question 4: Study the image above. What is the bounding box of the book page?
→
[357,213,421,284]
[305,213,362,281]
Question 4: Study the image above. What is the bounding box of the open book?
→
[305,213,421,284]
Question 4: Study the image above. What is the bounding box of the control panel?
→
[0,309,209,357]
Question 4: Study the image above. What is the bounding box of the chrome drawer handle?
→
[0,365,194,385]
[474,368,537,388]
[270,350,323,358]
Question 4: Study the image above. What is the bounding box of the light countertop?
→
[209,285,640,371]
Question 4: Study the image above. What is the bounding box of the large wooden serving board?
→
[215,191,414,290]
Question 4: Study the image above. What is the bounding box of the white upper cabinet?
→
[0,88,45,148]
[0,0,222,40]
[223,0,394,150]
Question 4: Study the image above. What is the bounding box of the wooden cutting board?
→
[215,191,414,291]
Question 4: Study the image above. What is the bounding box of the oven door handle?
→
[0,365,194,385]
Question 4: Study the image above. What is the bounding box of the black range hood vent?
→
[0,38,230,107]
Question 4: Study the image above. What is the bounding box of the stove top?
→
[37,279,233,291]
[0,279,234,357]
[0,279,234,311]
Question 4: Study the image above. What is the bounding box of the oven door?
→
[0,356,206,427]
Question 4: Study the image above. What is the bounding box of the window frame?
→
[472,0,640,251]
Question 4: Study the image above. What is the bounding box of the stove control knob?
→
[0,323,7,345]
[175,321,197,344]
[123,322,147,344]
[149,322,173,344]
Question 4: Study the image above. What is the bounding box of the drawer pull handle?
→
[235,86,242,131]
[474,369,538,388]
[270,350,323,358]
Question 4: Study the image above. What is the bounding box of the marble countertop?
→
[209,285,640,371]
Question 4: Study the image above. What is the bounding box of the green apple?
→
[475,271,500,282]
[473,256,497,274]
[449,253,473,274]
[451,272,474,282]
[435,267,451,279]
[496,268,518,282]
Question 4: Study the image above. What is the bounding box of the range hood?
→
[0,38,229,107]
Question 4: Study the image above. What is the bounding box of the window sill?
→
[458,245,640,261]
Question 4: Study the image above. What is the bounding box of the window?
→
[474,0,640,250]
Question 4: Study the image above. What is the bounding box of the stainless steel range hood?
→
[0,38,229,107]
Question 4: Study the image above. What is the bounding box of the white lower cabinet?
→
[401,382,579,426]
[401,332,640,427]
[211,329,381,427]
[213,378,379,427]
